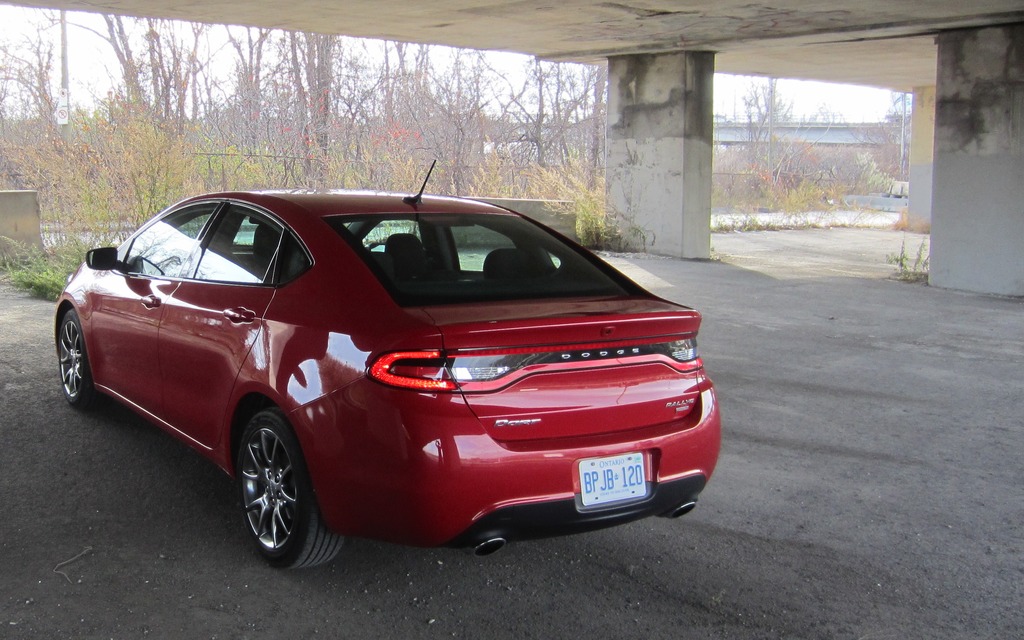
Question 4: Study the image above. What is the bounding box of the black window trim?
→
[116,198,313,288]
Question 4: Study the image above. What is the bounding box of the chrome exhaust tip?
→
[473,537,507,556]
[664,501,697,519]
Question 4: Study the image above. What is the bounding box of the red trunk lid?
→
[422,297,706,442]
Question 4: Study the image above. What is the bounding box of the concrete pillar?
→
[606,51,714,258]
[930,24,1024,296]
[0,191,44,257]
[907,85,935,231]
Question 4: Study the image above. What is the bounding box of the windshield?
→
[327,212,640,306]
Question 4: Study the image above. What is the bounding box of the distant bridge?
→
[714,122,891,146]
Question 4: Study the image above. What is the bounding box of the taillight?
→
[369,338,701,392]
[368,350,457,391]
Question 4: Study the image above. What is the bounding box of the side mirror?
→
[85,247,120,271]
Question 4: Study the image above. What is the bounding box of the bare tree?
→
[222,26,275,149]
[0,17,58,130]
[2,8,615,231]
[332,40,384,169]
[741,78,795,183]
[412,50,494,192]
[286,31,337,185]
[102,14,146,106]
[142,19,209,130]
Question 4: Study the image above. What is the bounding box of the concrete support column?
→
[606,51,714,258]
[0,191,43,257]
[931,24,1024,296]
[907,85,935,230]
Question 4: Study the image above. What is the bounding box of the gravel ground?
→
[1,227,1021,639]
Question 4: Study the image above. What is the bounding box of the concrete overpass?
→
[714,122,893,147]
[5,1,1024,295]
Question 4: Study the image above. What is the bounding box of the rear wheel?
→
[237,409,343,568]
[57,310,99,410]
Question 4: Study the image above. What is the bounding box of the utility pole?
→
[59,10,71,142]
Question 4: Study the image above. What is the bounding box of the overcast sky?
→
[2,6,901,124]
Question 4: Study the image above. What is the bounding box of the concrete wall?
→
[930,24,1024,296]
[0,191,44,256]
[606,51,714,258]
[908,85,935,229]
[477,198,577,241]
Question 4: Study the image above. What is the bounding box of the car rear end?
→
[307,200,720,549]
[366,299,720,551]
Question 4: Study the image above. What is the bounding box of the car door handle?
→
[141,295,162,309]
[224,307,256,324]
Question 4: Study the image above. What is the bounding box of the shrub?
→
[0,238,88,300]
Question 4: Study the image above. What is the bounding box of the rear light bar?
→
[450,337,700,383]
[368,337,700,392]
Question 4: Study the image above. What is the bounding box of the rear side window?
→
[275,231,313,284]
[327,213,638,305]
[193,206,283,284]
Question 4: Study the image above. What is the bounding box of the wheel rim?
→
[241,428,297,552]
[58,319,83,399]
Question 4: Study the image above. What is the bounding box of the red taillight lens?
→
[368,350,457,391]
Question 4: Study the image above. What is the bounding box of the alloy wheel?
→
[58,319,83,400]
[240,428,298,552]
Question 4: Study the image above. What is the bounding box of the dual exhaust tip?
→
[662,501,697,519]
[470,502,696,556]
[472,537,507,556]
[659,499,700,520]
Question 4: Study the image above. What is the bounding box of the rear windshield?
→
[326,213,640,306]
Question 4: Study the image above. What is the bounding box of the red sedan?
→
[56,191,720,567]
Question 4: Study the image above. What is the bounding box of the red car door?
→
[155,205,281,449]
[87,275,177,414]
[87,203,218,415]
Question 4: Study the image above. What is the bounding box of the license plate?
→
[578,452,648,508]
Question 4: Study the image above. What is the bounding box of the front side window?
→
[328,213,639,305]
[193,205,283,284]
[123,203,218,277]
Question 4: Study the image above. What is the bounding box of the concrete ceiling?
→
[5,0,1024,90]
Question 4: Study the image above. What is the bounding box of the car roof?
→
[182,190,514,219]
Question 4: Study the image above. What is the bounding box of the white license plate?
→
[578,452,648,508]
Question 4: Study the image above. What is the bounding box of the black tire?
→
[57,309,100,410]
[237,409,343,568]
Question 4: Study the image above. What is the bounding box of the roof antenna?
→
[403,159,436,205]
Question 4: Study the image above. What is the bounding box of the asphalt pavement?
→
[1,228,1021,639]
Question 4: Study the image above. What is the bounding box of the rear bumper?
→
[446,473,706,548]
[295,381,720,548]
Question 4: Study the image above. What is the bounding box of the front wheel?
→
[237,409,343,568]
[57,310,100,409]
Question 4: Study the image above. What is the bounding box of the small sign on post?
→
[55,89,69,125]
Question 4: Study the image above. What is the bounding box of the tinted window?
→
[328,213,638,306]
[276,231,312,284]
[193,206,282,284]
[124,204,217,277]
